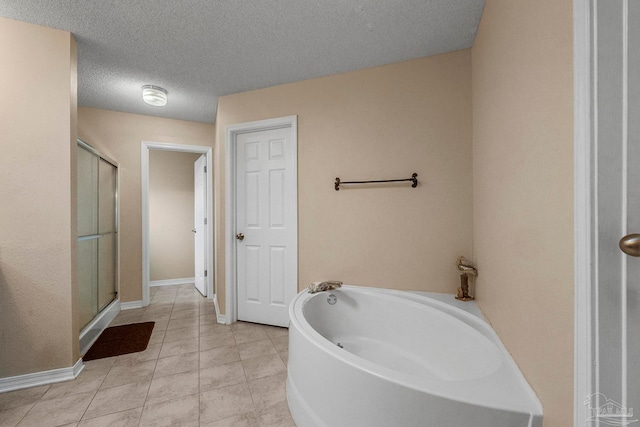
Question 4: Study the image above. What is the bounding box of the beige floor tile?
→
[200,323,232,335]
[101,359,156,389]
[140,312,171,323]
[113,344,161,367]
[146,328,166,346]
[279,352,289,366]
[257,401,296,427]
[172,302,200,313]
[200,383,255,424]
[263,325,289,339]
[233,328,269,345]
[170,308,199,320]
[142,303,173,316]
[154,352,199,378]
[151,319,169,332]
[17,391,94,427]
[139,394,199,427]
[0,403,33,427]
[116,307,146,318]
[0,385,50,411]
[200,332,236,351]
[205,411,260,427]
[82,358,116,376]
[241,354,286,382]
[199,361,246,392]
[247,373,287,412]
[146,370,199,405]
[237,339,277,361]
[150,295,176,304]
[167,317,199,331]
[83,381,149,420]
[41,369,106,400]
[159,337,199,358]
[199,314,219,326]
[230,322,264,332]
[200,346,240,369]
[76,408,142,427]
[201,304,217,314]
[163,325,200,343]
[109,315,143,327]
[269,336,289,354]
[1,285,296,427]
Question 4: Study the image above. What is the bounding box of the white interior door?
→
[235,126,297,327]
[194,154,207,296]
[588,0,639,423]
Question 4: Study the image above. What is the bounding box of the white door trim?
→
[141,141,214,307]
[573,1,593,425]
[225,115,298,325]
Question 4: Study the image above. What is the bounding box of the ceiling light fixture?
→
[142,85,168,106]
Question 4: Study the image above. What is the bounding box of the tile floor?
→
[0,284,296,427]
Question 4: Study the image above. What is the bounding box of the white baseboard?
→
[149,277,195,287]
[212,294,228,324]
[0,358,84,393]
[121,300,143,310]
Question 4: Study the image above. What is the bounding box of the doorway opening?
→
[141,142,216,311]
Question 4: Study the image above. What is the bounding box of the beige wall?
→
[149,150,200,281]
[215,50,473,314]
[0,18,78,377]
[471,1,574,426]
[78,108,215,302]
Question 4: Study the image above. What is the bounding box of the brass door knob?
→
[236,233,245,241]
[619,233,640,257]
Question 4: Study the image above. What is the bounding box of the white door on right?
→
[235,126,297,327]
[591,0,639,422]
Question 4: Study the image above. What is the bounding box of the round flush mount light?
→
[142,85,168,106]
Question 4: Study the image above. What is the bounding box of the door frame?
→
[573,1,632,425]
[225,115,298,325]
[141,141,215,307]
[574,1,594,424]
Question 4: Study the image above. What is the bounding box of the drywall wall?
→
[471,0,574,426]
[215,50,473,315]
[149,150,201,281]
[0,17,78,377]
[78,108,215,302]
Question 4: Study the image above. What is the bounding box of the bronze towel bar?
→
[335,173,418,191]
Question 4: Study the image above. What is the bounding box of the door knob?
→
[619,233,640,257]
[236,233,245,241]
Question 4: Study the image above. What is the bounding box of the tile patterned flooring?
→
[0,284,296,427]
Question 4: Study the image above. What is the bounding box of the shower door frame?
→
[77,139,120,354]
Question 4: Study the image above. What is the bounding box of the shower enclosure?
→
[77,140,118,336]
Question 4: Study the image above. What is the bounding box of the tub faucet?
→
[455,256,477,301]
[308,281,343,294]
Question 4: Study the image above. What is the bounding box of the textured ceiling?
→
[0,1,485,123]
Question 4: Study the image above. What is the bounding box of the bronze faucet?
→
[455,256,477,301]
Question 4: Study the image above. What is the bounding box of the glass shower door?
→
[77,141,117,331]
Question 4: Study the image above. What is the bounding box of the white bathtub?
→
[286,285,542,427]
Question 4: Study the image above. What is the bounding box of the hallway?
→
[0,284,294,426]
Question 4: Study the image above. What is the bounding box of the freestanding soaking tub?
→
[286,285,542,427]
